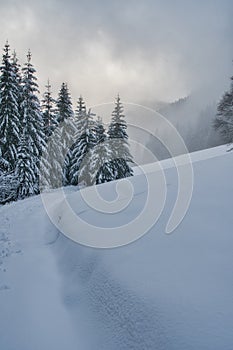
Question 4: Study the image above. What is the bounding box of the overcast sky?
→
[0,0,233,107]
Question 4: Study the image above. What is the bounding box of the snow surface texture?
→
[0,145,232,349]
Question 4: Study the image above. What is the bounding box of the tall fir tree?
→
[56,82,76,185]
[21,50,45,193]
[41,80,57,138]
[94,117,114,184]
[77,108,97,186]
[12,50,21,85]
[57,83,74,123]
[16,132,37,199]
[95,116,106,143]
[69,97,96,186]
[214,74,233,143]
[66,96,86,185]
[107,95,133,179]
[0,42,21,171]
[12,50,24,135]
[40,125,64,190]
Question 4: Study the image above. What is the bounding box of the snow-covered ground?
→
[0,145,232,349]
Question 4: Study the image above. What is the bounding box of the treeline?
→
[0,42,133,204]
[214,73,233,145]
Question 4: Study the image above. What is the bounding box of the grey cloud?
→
[0,0,232,106]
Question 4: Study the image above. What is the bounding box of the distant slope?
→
[157,94,222,154]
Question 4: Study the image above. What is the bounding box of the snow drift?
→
[0,145,233,349]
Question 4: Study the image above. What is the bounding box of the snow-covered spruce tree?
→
[0,42,21,171]
[41,80,57,138]
[12,50,21,85]
[69,97,97,186]
[15,132,37,200]
[94,117,114,184]
[107,95,133,179]
[214,74,233,143]
[56,82,76,185]
[66,96,86,185]
[12,50,24,135]
[77,109,97,186]
[21,51,45,194]
[95,116,106,143]
[57,83,74,123]
[40,125,64,190]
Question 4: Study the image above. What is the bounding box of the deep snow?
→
[0,145,233,349]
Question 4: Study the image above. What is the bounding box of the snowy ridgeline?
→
[0,145,233,350]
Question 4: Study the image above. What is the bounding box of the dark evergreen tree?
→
[94,117,114,184]
[69,97,96,186]
[0,42,21,171]
[12,50,21,77]
[78,109,97,186]
[16,133,37,199]
[40,126,64,190]
[41,80,57,138]
[21,50,45,193]
[214,74,233,143]
[95,116,106,143]
[56,83,76,185]
[107,95,133,179]
[57,83,74,123]
[12,50,24,135]
[74,95,86,129]
[66,96,86,185]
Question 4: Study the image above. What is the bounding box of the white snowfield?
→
[0,145,232,350]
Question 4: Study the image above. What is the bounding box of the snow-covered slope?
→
[0,145,232,349]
